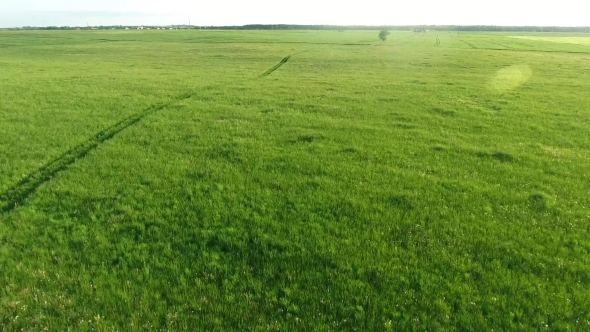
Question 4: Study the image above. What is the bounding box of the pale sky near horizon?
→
[0,0,588,28]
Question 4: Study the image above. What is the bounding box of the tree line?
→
[5,25,590,33]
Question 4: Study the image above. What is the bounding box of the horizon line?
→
[3,23,590,29]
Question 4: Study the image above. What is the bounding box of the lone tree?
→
[378,30,391,41]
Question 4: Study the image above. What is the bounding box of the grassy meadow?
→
[1,29,590,330]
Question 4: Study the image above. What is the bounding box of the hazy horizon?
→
[0,1,588,28]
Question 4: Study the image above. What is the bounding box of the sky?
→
[0,0,588,28]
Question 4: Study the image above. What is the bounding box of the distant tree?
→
[378,30,391,41]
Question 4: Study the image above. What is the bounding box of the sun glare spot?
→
[488,65,532,92]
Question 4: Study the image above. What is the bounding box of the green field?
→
[1,30,589,330]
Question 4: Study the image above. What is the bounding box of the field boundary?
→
[478,47,590,55]
[0,93,195,214]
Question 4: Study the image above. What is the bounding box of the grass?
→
[1,29,590,330]
[508,35,590,46]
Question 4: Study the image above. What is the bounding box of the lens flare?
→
[488,65,532,92]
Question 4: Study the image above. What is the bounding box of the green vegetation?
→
[379,30,391,41]
[12,24,590,33]
[1,30,590,330]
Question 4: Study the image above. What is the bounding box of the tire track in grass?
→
[459,39,477,49]
[1,49,307,214]
[258,55,292,78]
[391,33,419,44]
[257,51,307,78]
[486,40,514,49]
[0,92,195,214]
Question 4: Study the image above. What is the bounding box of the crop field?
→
[1,29,589,330]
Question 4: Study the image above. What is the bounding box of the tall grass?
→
[1,30,589,330]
